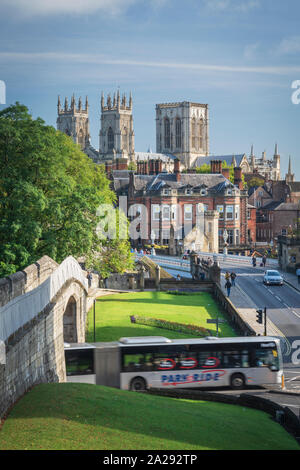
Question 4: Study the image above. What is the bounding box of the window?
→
[199,119,204,149]
[65,349,94,376]
[217,205,224,219]
[164,118,170,148]
[200,189,207,196]
[175,118,181,148]
[227,230,234,245]
[171,205,177,220]
[226,205,234,220]
[227,189,232,196]
[197,203,207,213]
[152,204,160,221]
[191,118,196,149]
[235,229,240,245]
[184,204,193,220]
[163,188,169,195]
[186,188,192,195]
[162,205,170,221]
[107,127,114,150]
[235,205,240,220]
[247,209,251,219]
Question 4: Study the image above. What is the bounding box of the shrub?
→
[130,315,210,337]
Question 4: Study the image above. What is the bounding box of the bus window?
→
[222,350,249,368]
[122,353,154,372]
[65,349,94,376]
[254,349,279,371]
[198,351,222,368]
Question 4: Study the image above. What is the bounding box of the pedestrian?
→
[296,268,300,285]
[252,256,256,267]
[230,272,237,286]
[262,255,267,267]
[225,271,230,281]
[225,279,232,297]
[87,271,92,288]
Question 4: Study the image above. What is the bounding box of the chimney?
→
[210,160,216,174]
[216,160,222,174]
[149,159,155,175]
[222,167,230,180]
[174,158,181,181]
[234,167,243,190]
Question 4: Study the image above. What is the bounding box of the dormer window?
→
[227,189,233,196]
[163,188,169,196]
[186,188,193,195]
[200,189,207,196]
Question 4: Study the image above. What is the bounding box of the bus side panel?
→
[95,347,120,388]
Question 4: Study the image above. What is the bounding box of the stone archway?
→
[63,295,78,343]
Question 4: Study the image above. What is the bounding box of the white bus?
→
[65,336,284,391]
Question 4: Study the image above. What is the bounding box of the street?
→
[157,256,300,393]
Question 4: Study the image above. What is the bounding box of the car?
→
[263,270,283,286]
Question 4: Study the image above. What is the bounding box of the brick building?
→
[113,159,254,253]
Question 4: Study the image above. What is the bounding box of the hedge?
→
[130,314,210,337]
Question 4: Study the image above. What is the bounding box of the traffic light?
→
[256,309,263,324]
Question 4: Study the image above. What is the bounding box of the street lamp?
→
[223,229,228,259]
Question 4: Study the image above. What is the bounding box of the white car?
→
[263,270,283,286]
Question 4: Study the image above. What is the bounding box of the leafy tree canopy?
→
[0,103,133,277]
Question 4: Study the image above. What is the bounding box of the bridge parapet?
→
[0,256,88,342]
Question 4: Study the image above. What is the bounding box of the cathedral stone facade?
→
[57,95,90,150]
[155,101,209,168]
[99,91,135,161]
[56,93,280,182]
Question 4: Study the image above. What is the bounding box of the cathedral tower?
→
[99,90,135,161]
[273,143,281,181]
[155,101,209,169]
[57,95,90,150]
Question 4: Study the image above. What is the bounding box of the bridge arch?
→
[63,295,78,343]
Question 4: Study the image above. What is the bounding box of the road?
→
[160,258,300,394]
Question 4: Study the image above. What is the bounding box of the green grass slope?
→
[0,383,298,450]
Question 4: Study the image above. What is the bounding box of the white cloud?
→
[0,0,138,16]
[203,0,260,13]
[0,51,299,76]
[277,36,300,55]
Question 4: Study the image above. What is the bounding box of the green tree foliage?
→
[0,103,132,277]
[247,177,265,188]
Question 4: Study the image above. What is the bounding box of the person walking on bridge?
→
[225,278,232,297]
[230,272,236,286]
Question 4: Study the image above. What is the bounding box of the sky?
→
[0,0,300,178]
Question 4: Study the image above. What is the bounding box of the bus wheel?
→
[230,373,245,390]
[130,377,147,392]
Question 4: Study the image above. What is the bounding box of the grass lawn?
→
[0,383,298,450]
[86,291,236,342]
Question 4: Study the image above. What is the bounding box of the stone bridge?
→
[0,255,100,419]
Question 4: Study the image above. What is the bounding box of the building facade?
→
[155,101,209,168]
[99,91,135,161]
[56,95,90,150]
[112,160,253,253]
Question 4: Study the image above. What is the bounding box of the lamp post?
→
[151,230,156,256]
[223,229,229,260]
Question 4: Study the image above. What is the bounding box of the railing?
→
[0,256,88,342]
[136,251,278,269]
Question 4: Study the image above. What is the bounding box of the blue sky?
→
[0,0,300,177]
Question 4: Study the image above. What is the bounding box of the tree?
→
[247,177,265,188]
[0,103,132,277]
